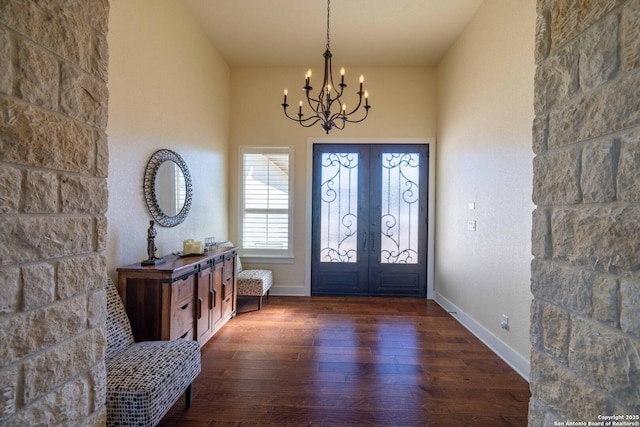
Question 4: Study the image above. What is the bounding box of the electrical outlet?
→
[501,315,509,330]
[467,220,476,231]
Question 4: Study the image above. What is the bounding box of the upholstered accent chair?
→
[218,242,273,310]
[105,279,201,427]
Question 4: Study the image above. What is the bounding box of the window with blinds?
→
[240,147,293,257]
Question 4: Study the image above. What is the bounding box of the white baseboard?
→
[434,293,530,382]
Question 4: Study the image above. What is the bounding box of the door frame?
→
[304,137,436,299]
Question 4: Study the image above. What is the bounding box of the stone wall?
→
[0,1,109,425]
[530,0,640,424]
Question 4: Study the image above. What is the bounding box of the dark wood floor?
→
[160,296,530,426]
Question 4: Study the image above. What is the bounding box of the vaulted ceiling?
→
[182,0,484,67]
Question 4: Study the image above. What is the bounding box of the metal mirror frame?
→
[143,149,193,227]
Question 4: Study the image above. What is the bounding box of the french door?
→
[311,144,429,297]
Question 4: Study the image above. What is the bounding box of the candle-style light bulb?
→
[342,103,346,113]
[305,70,311,87]
[359,75,364,93]
[365,90,369,106]
[283,89,288,104]
[298,100,303,114]
[340,67,345,85]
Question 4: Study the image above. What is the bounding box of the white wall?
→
[106,0,230,276]
[228,67,437,295]
[435,0,536,378]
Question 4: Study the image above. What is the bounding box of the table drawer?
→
[171,299,194,339]
[173,274,194,304]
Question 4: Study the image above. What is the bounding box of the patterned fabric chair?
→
[218,242,273,310]
[105,279,201,427]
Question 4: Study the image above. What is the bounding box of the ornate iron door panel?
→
[312,144,429,296]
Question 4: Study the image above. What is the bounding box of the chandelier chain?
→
[326,0,330,51]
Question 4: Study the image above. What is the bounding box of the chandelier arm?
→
[340,108,370,124]
[282,106,322,126]
[341,94,364,116]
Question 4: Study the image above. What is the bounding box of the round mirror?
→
[143,149,192,227]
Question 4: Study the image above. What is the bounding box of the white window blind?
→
[241,147,292,257]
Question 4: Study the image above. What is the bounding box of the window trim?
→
[238,146,294,261]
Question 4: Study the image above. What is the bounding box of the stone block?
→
[569,316,640,408]
[0,98,95,174]
[92,31,109,82]
[535,4,552,63]
[532,148,582,205]
[531,259,593,316]
[542,302,572,362]
[0,366,18,422]
[86,407,107,427]
[23,170,57,214]
[0,268,19,314]
[23,329,103,403]
[579,0,624,33]
[89,360,106,414]
[530,298,544,351]
[0,296,86,367]
[21,262,55,311]
[95,130,109,178]
[620,279,640,338]
[0,217,93,265]
[60,64,108,129]
[7,375,89,426]
[581,138,619,203]
[15,39,59,110]
[0,27,13,96]
[621,0,640,71]
[60,176,108,214]
[61,0,110,34]
[57,254,106,299]
[551,206,640,276]
[532,208,551,258]
[548,71,640,147]
[592,275,619,327]
[2,1,94,75]
[532,114,549,155]
[87,289,106,329]
[617,129,640,201]
[550,0,579,52]
[95,216,107,251]
[530,349,609,421]
[0,166,22,214]
[579,12,619,92]
[534,41,579,114]
[527,397,547,427]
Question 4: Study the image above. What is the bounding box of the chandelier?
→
[280,0,371,134]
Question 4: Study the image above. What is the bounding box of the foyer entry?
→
[311,144,429,296]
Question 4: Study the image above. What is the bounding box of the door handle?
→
[210,288,216,308]
[197,297,203,319]
[362,232,367,249]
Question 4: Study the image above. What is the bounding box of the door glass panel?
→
[381,153,420,264]
[320,153,359,263]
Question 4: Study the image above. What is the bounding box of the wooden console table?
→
[116,246,238,346]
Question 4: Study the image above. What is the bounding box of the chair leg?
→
[185,383,193,408]
[258,295,263,310]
